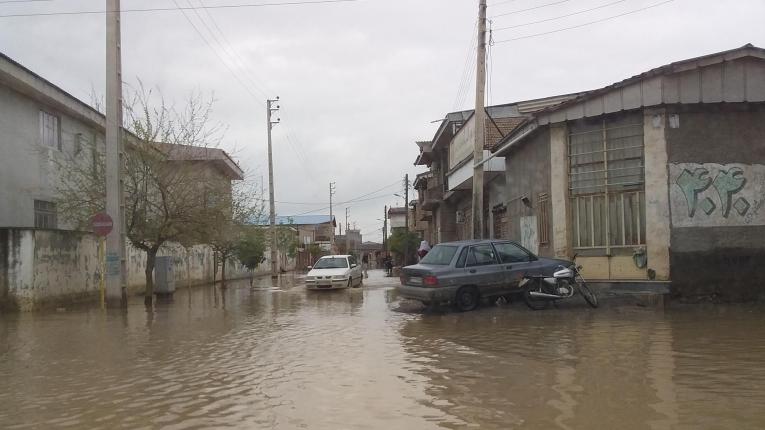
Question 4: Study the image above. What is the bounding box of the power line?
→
[494,0,674,44]
[494,0,630,31]
[169,0,265,106]
[0,0,52,4]
[0,0,359,18]
[491,0,570,19]
[290,180,401,216]
[452,19,478,111]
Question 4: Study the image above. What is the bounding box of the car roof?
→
[435,239,511,246]
[319,255,351,258]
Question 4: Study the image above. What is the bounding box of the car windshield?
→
[313,257,348,269]
[419,245,458,265]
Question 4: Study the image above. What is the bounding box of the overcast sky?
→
[2,0,764,242]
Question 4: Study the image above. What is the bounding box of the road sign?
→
[91,212,114,237]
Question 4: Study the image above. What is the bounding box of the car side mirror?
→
[307,266,313,270]
[351,264,358,268]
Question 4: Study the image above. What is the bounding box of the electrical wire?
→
[491,0,570,18]
[494,0,675,43]
[0,0,359,18]
[290,180,402,216]
[494,0,630,31]
[452,20,479,112]
[0,0,52,4]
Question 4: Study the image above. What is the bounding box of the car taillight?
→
[423,275,439,287]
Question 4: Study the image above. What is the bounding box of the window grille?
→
[39,110,61,150]
[537,193,550,246]
[568,113,646,251]
[34,200,57,229]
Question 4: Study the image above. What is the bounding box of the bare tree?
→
[55,84,237,305]
[200,180,266,287]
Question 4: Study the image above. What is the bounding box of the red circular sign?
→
[91,212,114,237]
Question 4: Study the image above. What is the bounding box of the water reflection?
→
[1,272,764,429]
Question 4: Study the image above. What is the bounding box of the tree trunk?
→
[145,247,158,307]
[221,252,227,288]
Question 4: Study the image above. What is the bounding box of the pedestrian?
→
[361,253,369,278]
[384,255,393,277]
[417,240,431,261]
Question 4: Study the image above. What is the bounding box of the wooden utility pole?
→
[472,0,488,239]
[105,0,127,307]
[267,98,280,277]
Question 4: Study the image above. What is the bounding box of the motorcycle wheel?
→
[577,280,599,308]
[523,279,551,311]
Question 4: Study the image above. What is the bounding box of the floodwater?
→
[1,271,765,429]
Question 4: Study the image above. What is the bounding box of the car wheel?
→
[454,286,479,312]
[353,275,362,288]
[347,278,353,289]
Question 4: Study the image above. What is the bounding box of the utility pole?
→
[472,0,488,239]
[383,205,388,254]
[404,174,410,231]
[345,207,350,254]
[329,182,336,250]
[267,97,280,277]
[105,0,127,308]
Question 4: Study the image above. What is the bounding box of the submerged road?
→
[1,270,764,429]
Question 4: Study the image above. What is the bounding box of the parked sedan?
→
[397,239,573,311]
[305,255,363,290]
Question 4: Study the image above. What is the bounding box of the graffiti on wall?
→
[520,216,539,255]
[670,163,765,227]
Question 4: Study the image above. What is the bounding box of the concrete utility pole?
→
[345,207,350,253]
[329,182,336,249]
[105,0,127,307]
[472,0,488,240]
[383,205,388,254]
[404,174,409,231]
[267,98,280,277]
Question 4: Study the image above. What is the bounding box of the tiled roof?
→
[485,117,526,150]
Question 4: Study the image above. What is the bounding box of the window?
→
[348,256,357,266]
[568,113,646,251]
[493,242,532,263]
[466,244,497,267]
[420,245,458,265]
[455,247,469,268]
[39,110,61,150]
[34,200,57,229]
[314,257,348,269]
[537,193,550,246]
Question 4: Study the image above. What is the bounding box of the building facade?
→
[492,44,765,300]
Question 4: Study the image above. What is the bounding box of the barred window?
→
[568,113,646,250]
[34,200,57,229]
[39,110,61,150]
[537,193,550,246]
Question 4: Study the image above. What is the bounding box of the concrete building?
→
[250,214,337,269]
[414,96,578,243]
[0,51,248,310]
[491,44,765,300]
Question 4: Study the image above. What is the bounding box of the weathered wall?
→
[503,128,554,257]
[666,103,765,300]
[0,84,103,229]
[0,228,262,311]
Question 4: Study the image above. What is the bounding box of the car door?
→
[492,241,545,291]
[348,256,360,282]
[464,243,504,297]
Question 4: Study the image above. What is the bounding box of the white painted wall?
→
[644,109,672,281]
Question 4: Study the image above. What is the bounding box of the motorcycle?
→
[519,263,598,310]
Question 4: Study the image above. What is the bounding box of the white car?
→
[305,255,363,290]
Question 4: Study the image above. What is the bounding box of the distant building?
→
[249,214,337,269]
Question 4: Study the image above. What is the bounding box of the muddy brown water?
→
[1,270,764,429]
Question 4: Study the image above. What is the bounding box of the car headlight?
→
[306,276,316,281]
[332,275,348,280]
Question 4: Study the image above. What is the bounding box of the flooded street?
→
[2,270,765,429]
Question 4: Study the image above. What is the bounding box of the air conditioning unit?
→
[456,211,465,224]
